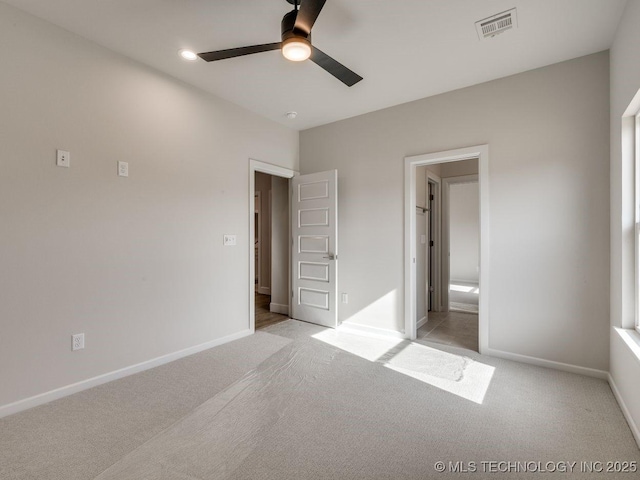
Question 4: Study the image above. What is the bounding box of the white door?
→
[291,170,338,328]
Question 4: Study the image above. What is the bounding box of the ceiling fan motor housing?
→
[281,9,311,42]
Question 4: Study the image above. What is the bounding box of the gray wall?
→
[0,3,298,407]
[609,0,640,442]
[300,51,610,371]
[449,182,479,283]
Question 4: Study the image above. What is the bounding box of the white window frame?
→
[635,112,640,334]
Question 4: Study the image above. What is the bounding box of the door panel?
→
[299,235,329,253]
[291,170,338,328]
[299,262,329,282]
[299,208,329,227]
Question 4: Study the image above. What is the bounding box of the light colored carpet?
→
[0,331,291,480]
[2,320,639,479]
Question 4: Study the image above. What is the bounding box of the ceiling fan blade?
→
[310,46,363,87]
[294,0,327,36]
[198,42,281,62]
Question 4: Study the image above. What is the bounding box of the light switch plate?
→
[223,234,237,246]
[420,234,426,244]
[118,161,129,177]
[56,150,70,168]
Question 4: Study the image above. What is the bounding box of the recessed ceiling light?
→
[179,49,198,61]
[286,111,298,119]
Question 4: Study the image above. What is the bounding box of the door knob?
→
[323,253,336,260]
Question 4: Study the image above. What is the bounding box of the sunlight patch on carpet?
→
[312,329,494,404]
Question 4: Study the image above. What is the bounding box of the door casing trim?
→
[426,171,442,313]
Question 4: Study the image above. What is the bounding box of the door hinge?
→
[430,241,434,247]
[430,194,434,201]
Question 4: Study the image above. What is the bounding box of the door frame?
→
[404,145,489,353]
[442,174,479,312]
[254,191,261,290]
[426,171,442,313]
[249,159,297,332]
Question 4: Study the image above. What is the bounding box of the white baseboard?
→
[0,329,253,419]
[416,316,427,329]
[270,303,289,315]
[483,346,608,380]
[608,373,640,449]
[257,286,271,295]
[338,322,407,340]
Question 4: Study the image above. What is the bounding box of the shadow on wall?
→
[341,289,402,331]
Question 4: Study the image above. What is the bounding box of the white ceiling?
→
[4,0,627,130]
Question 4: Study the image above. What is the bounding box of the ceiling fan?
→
[197,0,363,87]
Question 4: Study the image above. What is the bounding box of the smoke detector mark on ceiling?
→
[475,8,518,40]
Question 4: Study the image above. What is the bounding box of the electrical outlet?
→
[72,333,85,351]
[117,161,129,177]
[223,234,237,246]
[341,293,348,304]
[56,150,70,168]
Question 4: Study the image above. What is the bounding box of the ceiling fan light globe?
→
[282,38,311,62]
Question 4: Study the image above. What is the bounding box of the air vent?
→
[475,8,517,40]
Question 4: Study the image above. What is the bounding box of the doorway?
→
[249,160,296,332]
[404,145,489,353]
[254,171,290,330]
[418,166,479,351]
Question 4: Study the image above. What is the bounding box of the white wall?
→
[270,176,289,311]
[300,51,610,372]
[609,0,640,443]
[449,182,479,283]
[0,3,298,408]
